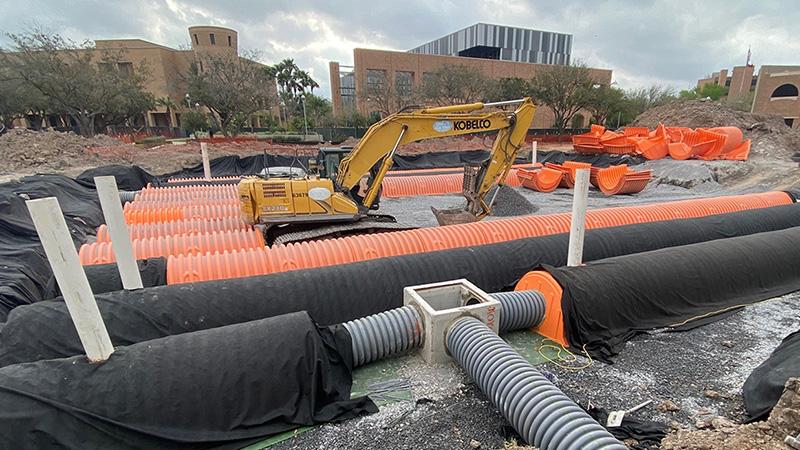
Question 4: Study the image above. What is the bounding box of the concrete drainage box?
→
[404,279,500,364]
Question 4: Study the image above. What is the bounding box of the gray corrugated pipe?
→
[118,190,139,204]
[343,290,545,367]
[447,317,625,449]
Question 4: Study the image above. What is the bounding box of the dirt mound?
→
[632,100,800,161]
[0,129,126,175]
[661,377,800,450]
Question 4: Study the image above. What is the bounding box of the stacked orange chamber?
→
[573,124,751,161]
[79,184,260,265]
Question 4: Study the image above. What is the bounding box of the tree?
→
[301,93,332,128]
[185,51,275,136]
[679,84,728,101]
[155,96,177,129]
[0,30,154,136]
[361,71,417,117]
[528,63,595,133]
[180,109,209,137]
[0,63,48,129]
[266,59,319,124]
[417,64,488,106]
[586,85,625,125]
[487,77,529,101]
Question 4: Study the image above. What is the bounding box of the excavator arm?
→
[335,98,536,224]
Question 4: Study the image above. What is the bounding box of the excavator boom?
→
[336,98,536,224]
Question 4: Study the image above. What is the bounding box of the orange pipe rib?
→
[79,229,265,265]
[166,191,793,284]
[381,169,522,198]
[96,217,249,242]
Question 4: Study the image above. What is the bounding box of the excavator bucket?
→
[431,206,479,226]
[431,165,483,226]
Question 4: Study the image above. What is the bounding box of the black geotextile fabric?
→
[3,203,800,366]
[46,257,168,298]
[546,227,800,363]
[583,403,667,449]
[0,311,376,449]
[743,328,800,420]
[75,164,158,191]
[390,150,529,170]
[0,174,104,322]
[537,150,645,167]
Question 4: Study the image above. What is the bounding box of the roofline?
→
[351,47,610,72]
[410,22,573,51]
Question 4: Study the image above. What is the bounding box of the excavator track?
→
[267,215,416,246]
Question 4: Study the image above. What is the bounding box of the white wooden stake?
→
[201,142,212,181]
[531,140,538,164]
[26,197,114,362]
[94,176,143,290]
[567,169,590,267]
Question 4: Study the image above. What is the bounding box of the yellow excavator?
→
[239,98,536,244]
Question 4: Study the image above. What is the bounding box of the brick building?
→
[15,26,276,131]
[697,64,800,128]
[329,23,612,129]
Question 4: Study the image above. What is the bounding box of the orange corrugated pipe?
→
[166,191,793,284]
[382,168,523,198]
[124,204,242,224]
[96,217,249,242]
[79,229,265,265]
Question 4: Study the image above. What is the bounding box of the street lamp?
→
[300,94,309,137]
[185,93,191,108]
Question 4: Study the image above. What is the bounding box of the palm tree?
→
[155,96,177,130]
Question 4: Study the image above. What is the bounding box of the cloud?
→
[1,0,798,97]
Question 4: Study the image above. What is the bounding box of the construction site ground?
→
[1,101,798,449]
[264,178,800,450]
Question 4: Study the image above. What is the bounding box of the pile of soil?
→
[661,378,800,450]
[0,128,125,175]
[632,100,800,161]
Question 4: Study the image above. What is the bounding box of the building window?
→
[117,62,133,77]
[98,62,114,73]
[228,35,232,47]
[209,33,216,45]
[193,34,199,45]
[395,71,413,96]
[199,60,203,72]
[366,69,387,90]
[771,83,798,98]
[785,118,795,127]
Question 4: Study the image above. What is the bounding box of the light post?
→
[301,94,309,137]
[185,93,191,108]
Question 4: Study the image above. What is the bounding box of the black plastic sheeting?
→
[76,164,158,192]
[0,175,104,322]
[0,311,376,449]
[546,227,800,362]
[47,257,168,297]
[743,327,800,420]
[537,150,645,167]
[3,204,800,366]
[584,404,667,449]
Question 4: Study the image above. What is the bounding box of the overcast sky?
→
[2,0,799,98]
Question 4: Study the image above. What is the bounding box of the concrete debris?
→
[660,400,682,413]
[661,378,800,450]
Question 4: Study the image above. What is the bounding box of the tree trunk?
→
[73,113,94,137]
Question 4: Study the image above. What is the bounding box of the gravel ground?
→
[273,159,799,450]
